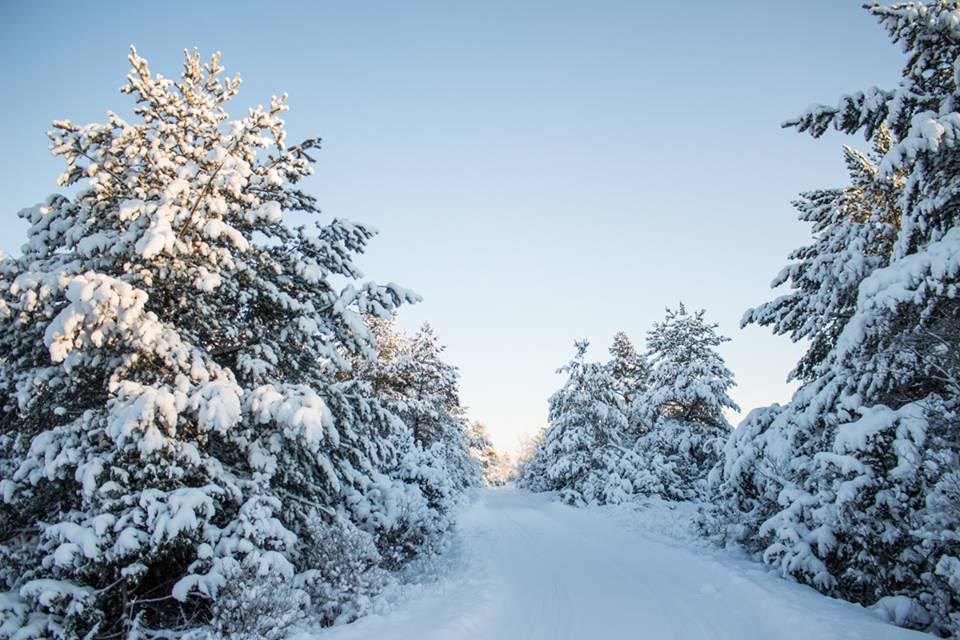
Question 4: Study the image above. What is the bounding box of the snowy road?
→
[306,488,928,640]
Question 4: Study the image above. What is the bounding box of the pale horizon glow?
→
[0,1,902,456]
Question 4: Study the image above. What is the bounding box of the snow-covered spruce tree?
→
[705,126,905,545]
[0,48,459,638]
[607,331,649,420]
[741,127,903,384]
[518,341,641,505]
[633,304,738,501]
[397,324,467,451]
[710,4,960,634]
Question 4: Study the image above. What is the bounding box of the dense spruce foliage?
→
[0,49,480,639]
[705,4,960,635]
[516,306,736,505]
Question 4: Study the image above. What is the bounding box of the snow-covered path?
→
[307,488,929,640]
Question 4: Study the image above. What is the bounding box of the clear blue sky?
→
[0,1,902,455]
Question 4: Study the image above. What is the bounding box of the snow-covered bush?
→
[368,433,460,567]
[210,562,309,640]
[293,515,386,625]
[708,4,960,634]
[700,403,794,544]
[0,47,459,638]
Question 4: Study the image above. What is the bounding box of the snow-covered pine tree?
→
[633,304,738,500]
[399,324,464,448]
[364,312,407,365]
[514,428,549,491]
[0,48,455,638]
[710,4,960,634]
[741,127,902,384]
[354,318,481,491]
[468,422,511,486]
[607,331,649,410]
[518,341,640,505]
[705,124,905,566]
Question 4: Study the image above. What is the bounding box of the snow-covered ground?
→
[298,487,930,640]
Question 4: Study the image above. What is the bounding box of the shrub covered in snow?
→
[209,562,309,640]
[0,48,467,638]
[292,515,386,625]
